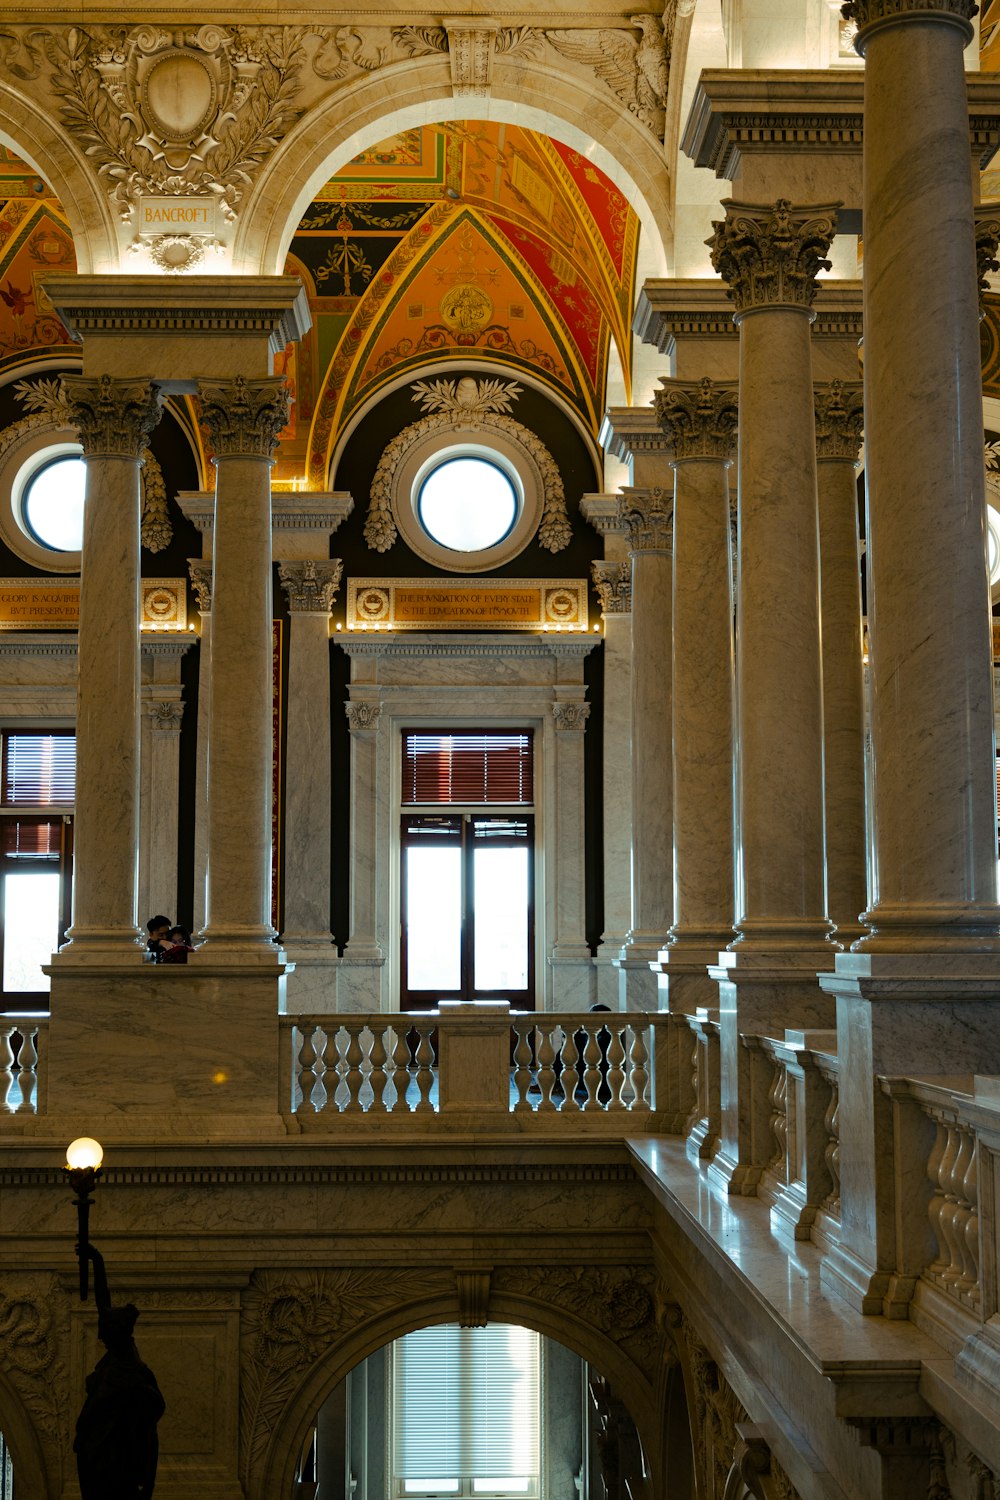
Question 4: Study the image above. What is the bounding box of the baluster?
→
[296,1024,320,1114]
[583,1026,602,1110]
[628,1025,649,1110]
[768,1063,787,1174]
[685,1032,701,1135]
[369,1028,389,1113]
[926,1117,951,1275]
[16,1027,36,1114]
[536,1028,557,1110]
[551,1026,568,1109]
[389,1028,411,1112]
[947,1126,974,1291]
[413,1025,435,1112]
[822,1079,840,1213]
[606,1025,626,1111]
[1,1026,16,1113]
[963,1139,981,1305]
[341,1025,365,1113]
[512,1024,533,1110]
[936,1122,964,1285]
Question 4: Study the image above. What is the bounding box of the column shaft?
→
[549,699,594,1011]
[61,377,163,953]
[815,382,867,944]
[591,563,632,1008]
[199,378,289,951]
[860,5,1000,944]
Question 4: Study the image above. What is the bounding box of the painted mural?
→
[0,149,75,376]
[282,122,641,490]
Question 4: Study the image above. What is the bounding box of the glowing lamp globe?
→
[66,1137,104,1171]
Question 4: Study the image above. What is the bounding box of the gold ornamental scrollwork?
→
[61,374,165,459]
[198,376,291,460]
[707,199,840,316]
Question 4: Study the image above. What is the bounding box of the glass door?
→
[401,813,534,1011]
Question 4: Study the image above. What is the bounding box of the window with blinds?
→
[393,1323,540,1496]
[1,733,76,807]
[401,732,533,807]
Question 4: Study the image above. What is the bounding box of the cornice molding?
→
[634,278,862,352]
[0,1160,640,1188]
[339,634,597,660]
[601,406,673,463]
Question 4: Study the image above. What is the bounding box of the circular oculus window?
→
[417,456,518,553]
[21,451,86,553]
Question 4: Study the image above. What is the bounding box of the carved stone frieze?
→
[277,558,343,613]
[61,374,165,459]
[365,378,571,555]
[655,376,738,463]
[0,1279,71,1474]
[618,485,673,553]
[346,700,381,732]
[814,379,864,462]
[546,15,669,138]
[240,1268,448,1490]
[707,200,839,316]
[199,376,290,459]
[591,559,632,615]
[552,701,590,732]
[490,1264,662,1379]
[145,698,184,732]
[188,558,213,612]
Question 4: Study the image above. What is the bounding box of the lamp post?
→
[63,1136,104,1304]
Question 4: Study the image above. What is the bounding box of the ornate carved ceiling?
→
[0,149,75,378]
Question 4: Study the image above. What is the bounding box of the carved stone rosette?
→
[552,701,590,732]
[814,380,864,462]
[591,559,632,615]
[346,700,382,732]
[707,200,839,315]
[61,374,164,459]
[618,486,673,553]
[278,559,344,613]
[655,377,739,463]
[188,560,213,613]
[199,376,291,460]
[841,0,977,49]
[975,205,1000,311]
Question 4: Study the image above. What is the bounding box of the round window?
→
[417,456,518,553]
[22,454,86,552]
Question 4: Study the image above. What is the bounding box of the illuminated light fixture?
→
[64,1136,104,1302]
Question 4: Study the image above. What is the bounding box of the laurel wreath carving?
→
[364,378,571,555]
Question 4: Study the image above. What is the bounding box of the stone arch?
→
[0,81,119,273]
[0,1361,52,1500]
[234,57,673,282]
[246,1271,665,1500]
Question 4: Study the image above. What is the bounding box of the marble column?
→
[820,0,1000,1316]
[57,375,164,956]
[277,559,343,1011]
[591,557,632,1009]
[616,486,673,1010]
[339,697,386,1013]
[814,381,867,946]
[549,698,595,1011]
[705,200,840,1192]
[198,376,289,954]
[653,376,739,1016]
[188,561,212,938]
[138,638,192,928]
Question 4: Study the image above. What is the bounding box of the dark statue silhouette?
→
[73,1244,165,1499]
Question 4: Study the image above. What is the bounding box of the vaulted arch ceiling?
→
[276,121,641,490]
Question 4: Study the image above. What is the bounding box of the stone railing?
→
[282,1006,672,1128]
[1,1017,47,1115]
[904,1079,982,1316]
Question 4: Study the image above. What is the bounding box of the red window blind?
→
[0,818,61,857]
[2,733,76,807]
[402,731,534,806]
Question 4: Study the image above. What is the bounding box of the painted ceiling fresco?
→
[280,122,640,490]
[0,149,75,377]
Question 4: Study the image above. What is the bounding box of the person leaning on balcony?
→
[145,914,171,961]
[159,925,195,964]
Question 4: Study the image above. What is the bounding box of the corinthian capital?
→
[278,559,343,614]
[61,375,164,459]
[814,380,864,461]
[199,376,291,459]
[707,199,839,315]
[617,487,673,554]
[188,559,213,613]
[655,377,738,463]
[591,560,632,615]
[842,0,976,47]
